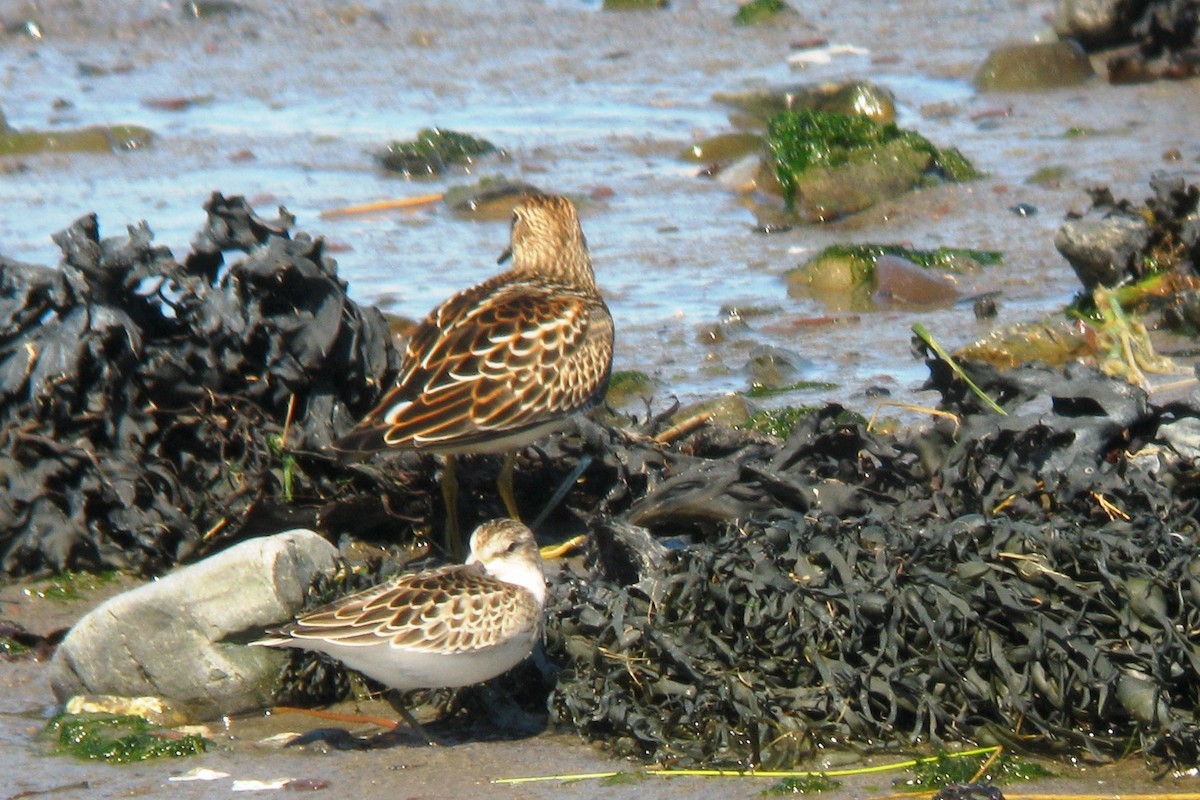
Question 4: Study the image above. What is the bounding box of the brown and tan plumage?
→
[267,564,539,655]
[336,193,613,455]
[334,194,613,552]
[252,519,545,692]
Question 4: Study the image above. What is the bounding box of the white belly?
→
[294,631,538,691]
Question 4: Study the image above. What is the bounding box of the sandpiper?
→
[335,193,613,556]
[252,519,545,739]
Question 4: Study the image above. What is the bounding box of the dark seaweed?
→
[543,365,1200,767]
[0,193,411,575]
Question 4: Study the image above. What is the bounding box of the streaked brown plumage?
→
[334,194,612,553]
[252,519,545,693]
[336,193,613,457]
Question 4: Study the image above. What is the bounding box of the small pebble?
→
[974,295,999,319]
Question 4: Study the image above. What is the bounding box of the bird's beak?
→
[497,246,512,265]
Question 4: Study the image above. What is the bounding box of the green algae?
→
[380,128,497,176]
[1027,165,1070,185]
[761,774,841,794]
[897,750,1053,790]
[45,713,209,763]
[740,405,816,438]
[818,243,1002,272]
[0,636,30,656]
[788,244,1001,301]
[745,380,836,398]
[605,369,656,407]
[0,125,153,156]
[23,570,119,602]
[733,0,796,25]
[765,110,979,212]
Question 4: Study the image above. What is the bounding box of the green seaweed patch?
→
[45,713,209,763]
[23,570,119,602]
[1027,165,1070,185]
[609,369,657,407]
[0,125,153,157]
[746,380,836,398]
[766,110,980,210]
[762,774,842,795]
[932,146,981,182]
[734,0,796,25]
[0,636,30,656]
[898,751,1053,790]
[380,128,497,176]
[823,243,1002,272]
[740,405,816,438]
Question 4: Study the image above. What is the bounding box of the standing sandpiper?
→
[335,193,613,556]
[252,519,545,739]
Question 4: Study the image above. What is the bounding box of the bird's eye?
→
[505,540,520,554]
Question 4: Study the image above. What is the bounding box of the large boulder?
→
[49,530,338,720]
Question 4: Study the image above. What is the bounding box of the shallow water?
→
[7,0,1199,419]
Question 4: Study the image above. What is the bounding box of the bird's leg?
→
[441,454,464,560]
[393,702,438,746]
[497,450,521,521]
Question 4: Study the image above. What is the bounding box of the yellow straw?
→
[319,193,444,219]
[494,746,1002,785]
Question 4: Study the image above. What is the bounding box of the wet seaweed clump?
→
[899,751,1052,790]
[1056,174,1200,332]
[1058,0,1200,82]
[0,193,420,577]
[379,128,498,176]
[541,350,1200,767]
[45,713,209,762]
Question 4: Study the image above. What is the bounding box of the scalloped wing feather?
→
[335,273,612,454]
[277,565,539,655]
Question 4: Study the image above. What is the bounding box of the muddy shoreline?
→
[5,0,1200,796]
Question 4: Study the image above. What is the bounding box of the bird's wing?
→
[335,276,612,453]
[272,565,539,654]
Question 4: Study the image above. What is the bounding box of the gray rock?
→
[1159,417,1200,460]
[1054,0,1148,50]
[1054,214,1151,290]
[974,41,1096,91]
[745,344,810,391]
[49,529,338,720]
